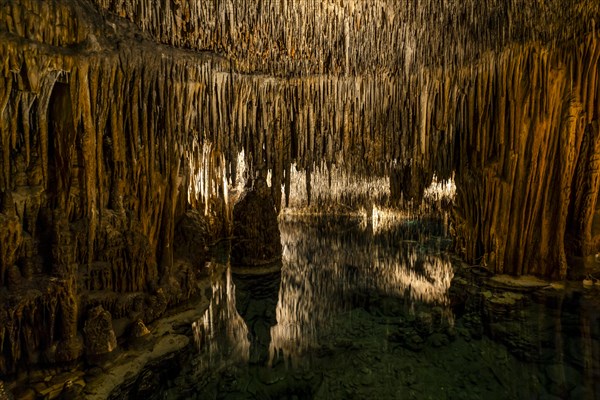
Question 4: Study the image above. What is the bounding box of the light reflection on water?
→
[270,220,453,364]
[192,263,250,368]
[192,217,453,367]
[179,218,600,400]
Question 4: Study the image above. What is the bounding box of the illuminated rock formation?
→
[86,0,600,279]
[0,0,599,376]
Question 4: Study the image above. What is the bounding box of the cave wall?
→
[1,0,600,375]
[0,0,235,374]
[85,0,600,278]
[453,37,600,278]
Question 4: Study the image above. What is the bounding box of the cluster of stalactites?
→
[2,0,600,287]
[452,33,600,277]
[91,0,599,76]
[281,161,391,211]
[0,10,249,298]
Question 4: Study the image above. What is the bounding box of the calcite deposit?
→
[232,176,282,266]
[0,0,599,376]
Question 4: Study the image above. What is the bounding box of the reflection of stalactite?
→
[269,220,454,363]
[192,263,249,367]
[578,298,600,398]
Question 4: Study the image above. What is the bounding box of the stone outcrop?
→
[83,306,117,357]
[129,320,150,340]
[232,177,282,266]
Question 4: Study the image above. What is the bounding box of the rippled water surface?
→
[159,218,600,400]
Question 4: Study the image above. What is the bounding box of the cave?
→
[1,0,600,398]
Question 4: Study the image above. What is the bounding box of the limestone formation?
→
[173,210,209,267]
[89,0,598,77]
[55,335,84,364]
[1,0,599,377]
[83,306,117,357]
[129,319,150,339]
[232,177,282,266]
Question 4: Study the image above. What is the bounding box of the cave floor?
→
[152,217,600,400]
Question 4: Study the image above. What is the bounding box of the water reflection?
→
[192,263,250,367]
[232,266,282,365]
[181,219,600,400]
[270,219,453,364]
[192,218,453,369]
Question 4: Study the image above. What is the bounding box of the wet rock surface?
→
[0,277,212,399]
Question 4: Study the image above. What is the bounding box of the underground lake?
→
[147,216,600,400]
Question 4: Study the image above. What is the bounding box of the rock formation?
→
[0,0,599,375]
[86,0,599,279]
[83,306,117,357]
[232,176,282,266]
[129,319,150,340]
[0,0,227,373]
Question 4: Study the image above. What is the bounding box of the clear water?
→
[160,218,600,400]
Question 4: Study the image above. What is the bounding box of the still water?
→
[160,217,600,400]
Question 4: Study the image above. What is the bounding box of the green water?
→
[159,218,600,400]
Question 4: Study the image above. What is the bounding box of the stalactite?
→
[453,36,600,278]
[89,0,599,78]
